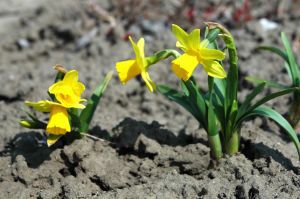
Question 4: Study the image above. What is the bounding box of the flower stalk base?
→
[225,130,239,155]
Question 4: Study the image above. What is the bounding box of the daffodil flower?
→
[25,100,71,135]
[116,36,156,92]
[171,24,226,81]
[49,70,85,108]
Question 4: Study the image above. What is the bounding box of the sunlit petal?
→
[172,24,189,50]
[188,29,200,50]
[199,48,225,61]
[201,60,226,78]
[63,70,79,84]
[25,100,52,112]
[141,71,156,92]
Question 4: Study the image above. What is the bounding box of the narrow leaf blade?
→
[281,32,300,85]
[257,46,288,63]
[248,106,300,158]
[245,77,289,89]
[79,71,113,132]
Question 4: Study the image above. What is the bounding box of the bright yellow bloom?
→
[49,70,85,108]
[116,36,156,92]
[25,100,71,135]
[171,24,226,81]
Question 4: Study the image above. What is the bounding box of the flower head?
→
[25,100,72,135]
[171,24,226,81]
[116,36,156,92]
[49,70,85,108]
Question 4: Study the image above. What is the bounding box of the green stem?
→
[208,134,223,159]
[145,49,181,68]
[225,130,239,155]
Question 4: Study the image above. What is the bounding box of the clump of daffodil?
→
[20,65,112,146]
[116,36,156,92]
[171,24,226,81]
[115,22,300,163]
[23,70,86,145]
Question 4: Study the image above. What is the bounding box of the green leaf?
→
[257,46,288,63]
[246,106,300,159]
[69,108,80,129]
[79,71,113,132]
[226,62,238,109]
[157,85,193,112]
[180,81,189,96]
[249,87,297,112]
[284,62,293,82]
[212,95,225,130]
[207,77,218,136]
[225,100,238,140]
[184,80,208,128]
[157,84,203,124]
[281,32,300,85]
[245,77,289,89]
[236,82,266,120]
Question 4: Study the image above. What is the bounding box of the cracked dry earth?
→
[1,0,300,198]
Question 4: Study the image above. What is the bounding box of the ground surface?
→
[1,0,300,198]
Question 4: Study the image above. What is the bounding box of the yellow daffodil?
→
[49,70,85,108]
[171,24,226,81]
[116,36,156,92]
[25,100,71,135]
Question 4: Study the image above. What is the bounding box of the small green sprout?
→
[248,33,300,128]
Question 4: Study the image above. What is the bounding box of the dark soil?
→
[1,0,300,198]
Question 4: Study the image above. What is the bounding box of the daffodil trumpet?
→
[20,67,112,146]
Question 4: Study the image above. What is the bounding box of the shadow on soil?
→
[241,139,298,173]
[0,117,205,168]
[110,117,206,147]
[0,131,55,168]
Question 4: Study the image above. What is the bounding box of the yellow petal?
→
[63,70,79,84]
[129,36,146,70]
[25,100,52,112]
[137,38,145,58]
[171,53,199,81]
[116,59,141,84]
[48,69,85,108]
[141,71,156,92]
[172,24,189,50]
[201,60,226,79]
[200,39,209,48]
[176,41,187,51]
[48,81,63,94]
[188,29,200,50]
[47,134,62,146]
[73,82,85,97]
[46,105,70,135]
[199,48,225,61]
[55,87,81,108]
